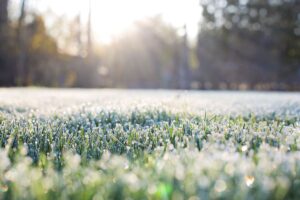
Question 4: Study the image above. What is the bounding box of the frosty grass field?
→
[0,88,300,200]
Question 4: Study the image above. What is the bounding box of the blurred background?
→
[0,0,299,90]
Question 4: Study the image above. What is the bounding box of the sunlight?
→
[91,0,200,43]
[32,0,201,44]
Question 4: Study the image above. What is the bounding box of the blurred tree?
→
[49,14,85,56]
[103,17,185,88]
[23,14,98,88]
[197,0,300,90]
[0,0,17,86]
[0,0,101,87]
[0,0,9,25]
[25,15,59,85]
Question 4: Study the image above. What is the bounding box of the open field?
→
[0,89,300,199]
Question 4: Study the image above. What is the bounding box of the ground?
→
[0,88,299,199]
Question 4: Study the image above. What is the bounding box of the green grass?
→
[0,89,299,200]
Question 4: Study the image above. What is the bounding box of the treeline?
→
[101,18,191,89]
[0,0,299,90]
[195,0,300,90]
[0,0,99,87]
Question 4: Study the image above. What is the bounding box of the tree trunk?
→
[0,0,9,26]
[178,25,190,89]
[16,0,27,85]
[87,0,92,58]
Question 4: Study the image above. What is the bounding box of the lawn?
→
[0,89,299,200]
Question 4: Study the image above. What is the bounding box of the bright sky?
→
[27,0,201,44]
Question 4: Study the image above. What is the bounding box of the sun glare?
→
[32,0,200,44]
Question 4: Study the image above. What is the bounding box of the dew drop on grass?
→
[241,145,248,152]
[245,175,255,186]
[214,179,227,193]
[0,185,8,192]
